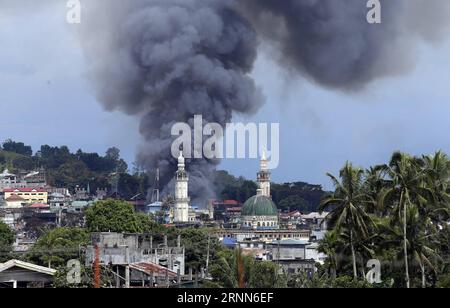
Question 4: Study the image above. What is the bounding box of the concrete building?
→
[174,152,190,223]
[302,212,329,230]
[0,169,20,190]
[3,188,48,204]
[216,229,311,242]
[48,192,70,210]
[0,169,46,191]
[20,169,46,188]
[4,194,26,208]
[267,239,316,275]
[85,233,186,276]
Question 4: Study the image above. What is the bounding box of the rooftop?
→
[5,195,26,202]
[0,259,56,276]
[3,188,47,193]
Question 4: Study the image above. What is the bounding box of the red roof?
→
[29,203,50,209]
[129,262,177,278]
[3,188,47,193]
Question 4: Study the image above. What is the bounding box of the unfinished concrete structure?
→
[85,232,185,287]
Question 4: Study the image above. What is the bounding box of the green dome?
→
[241,195,278,217]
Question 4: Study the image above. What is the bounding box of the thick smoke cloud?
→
[239,0,450,89]
[80,0,262,204]
[79,0,449,204]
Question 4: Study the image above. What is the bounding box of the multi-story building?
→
[3,188,48,204]
[0,169,21,190]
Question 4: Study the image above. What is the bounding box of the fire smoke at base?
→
[79,0,450,204]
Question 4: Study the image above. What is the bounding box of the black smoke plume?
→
[79,0,449,204]
[239,0,450,89]
[80,0,262,204]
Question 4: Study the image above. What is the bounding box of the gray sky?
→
[1,2,449,190]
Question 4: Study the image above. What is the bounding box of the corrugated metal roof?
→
[129,262,178,278]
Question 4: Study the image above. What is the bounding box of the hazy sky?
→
[1,2,449,190]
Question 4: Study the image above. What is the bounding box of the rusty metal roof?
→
[129,262,178,278]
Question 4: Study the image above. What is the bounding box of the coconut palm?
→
[318,230,341,279]
[364,165,389,216]
[422,151,450,222]
[379,152,432,288]
[320,162,374,279]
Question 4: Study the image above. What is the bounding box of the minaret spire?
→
[174,151,190,223]
[257,149,271,198]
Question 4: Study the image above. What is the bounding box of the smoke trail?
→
[80,0,262,204]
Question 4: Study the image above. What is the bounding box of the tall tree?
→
[27,228,89,268]
[379,152,430,288]
[319,162,374,279]
[85,199,143,233]
[0,222,15,262]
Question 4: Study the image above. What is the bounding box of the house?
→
[3,188,48,204]
[0,260,56,288]
[213,200,241,221]
[0,169,21,190]
[4,194,26,208]
[48,192,70,210]
[301,212,329,230]
[266,239,316,275]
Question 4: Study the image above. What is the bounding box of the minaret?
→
[174,152,190,223]
[257,150,271,198]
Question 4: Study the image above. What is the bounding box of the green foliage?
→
[329,276,373,288]
[0,140,149,199]
[209,249,286,288]
[436,274,450,288]
[320,151,449,288]
[249,261,287,288]
[2,139,32,156]
[278,195,311,212]
[0,222,15,262]
[214,170,327,211]
[53,263,115,288]
[85,199,143,233]
[177,228,222,271]
[27,227,89,268]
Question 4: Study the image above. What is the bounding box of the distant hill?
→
[214,170,327,213]
[1,140,327,210]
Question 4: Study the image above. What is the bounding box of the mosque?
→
[240,151,279,230]
[173,150,279,229]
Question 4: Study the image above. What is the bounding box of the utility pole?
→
[125,245,130,288]
[206,234,210,275]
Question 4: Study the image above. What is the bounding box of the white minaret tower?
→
[174,151,190,223]
[257,150,271,198]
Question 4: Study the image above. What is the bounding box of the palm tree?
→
[408,206,441,288]
[320,162,374,279]
[209,248,250,288]
[364,165,389,216]
[422,151,450,222]
[379,152,432,288]
[318,231,341,279]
